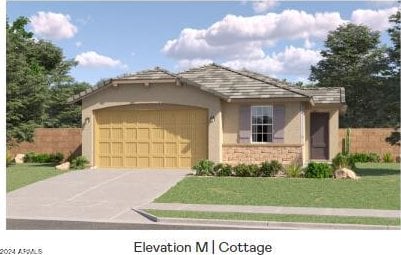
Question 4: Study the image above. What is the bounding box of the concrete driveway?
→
[7,169,188,224]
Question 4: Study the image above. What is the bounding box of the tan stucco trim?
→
[284,102,302,144]
[112,78,176,85]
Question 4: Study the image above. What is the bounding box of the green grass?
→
[146,209,400,226]
[155,163,400,210]
[6,163,68,192]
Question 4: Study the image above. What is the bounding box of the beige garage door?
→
[94,107,208,168]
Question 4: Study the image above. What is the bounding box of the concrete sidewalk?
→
[142,203,401,218]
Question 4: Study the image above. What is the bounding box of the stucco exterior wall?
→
[222,102,239,144]
[221,101,302,144]
[284,102,302,144]
[81,83,222,166]
[304,104,340,162]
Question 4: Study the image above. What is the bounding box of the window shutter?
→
[239,105,251,144]
[273,105,285,143]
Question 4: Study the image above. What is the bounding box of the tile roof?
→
[300,87,346,104]
[234,67,345,104]
[178,64,309,99]
[68,63,345,105]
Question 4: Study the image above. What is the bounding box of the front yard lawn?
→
[155,163,400,210]
[6,163,67,192]
[146,210,400,226]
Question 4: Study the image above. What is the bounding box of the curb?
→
[133,209,159,222]
[159,217,400,230]
[138,210,400,230]
[145,203,401,218]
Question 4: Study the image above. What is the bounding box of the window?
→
[251,106,273,143]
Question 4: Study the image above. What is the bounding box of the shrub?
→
[285,164,303,178]
[365,153,381,163]
[6,151,13,167]
[49,152,64,164]
[349,153,380,163]
[192,159,215,176]
[35,153,51,163]
[214,163,232,176]
[260,160,283,177]
[270,160,283,176]
[233,164,249,177]
[382,153,394,163]
[332,153,354,169]
[260,161,272,177]
[232,164,249,177]
[304,162,333,178]
[248,164,261,177]
[23,152,36,163]
[71,156,89,170]
[23,152,64,164]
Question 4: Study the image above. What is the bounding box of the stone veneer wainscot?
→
[222,144,303,165]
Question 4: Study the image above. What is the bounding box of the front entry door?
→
[310,112,329,160]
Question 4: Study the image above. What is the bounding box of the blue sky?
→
[6,1,399,85]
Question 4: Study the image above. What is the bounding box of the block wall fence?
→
[9,128,82,159]
[338,128,399,161]
[8,128,399,162]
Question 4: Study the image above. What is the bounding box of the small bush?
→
[35,153,51,163]
[6,151,13,167]
[260,160,283,177]
[232,164,248,177]
[285,164,303,178]
[71,156,89,170]
[248,164,261,177]
[192,159,215,176]
[332,153,354,169]
[233,164,249,177]
[304,162,333,178]
[214,163,232,176]
[233,164,261,177]
[382,153,394,163]
[350,152,380,163]
[260,161,273,177]
[366,153,381,163]
[23,152,64,164]
[49,152,64,164]
[270,160,283,176]
[23,152,36,163]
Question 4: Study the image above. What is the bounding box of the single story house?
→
[69,63,346,169]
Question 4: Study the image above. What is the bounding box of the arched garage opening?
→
[93,104,208,168]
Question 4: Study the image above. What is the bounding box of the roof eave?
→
[67,77,180,104]
[67,79,113,104]
[227,97,315,104]
[111,78,176,84]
